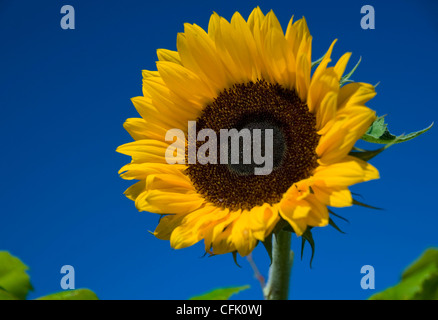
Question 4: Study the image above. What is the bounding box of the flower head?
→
[117,7,379,257]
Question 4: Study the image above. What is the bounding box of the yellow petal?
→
[247,7,265,34]
[308,67,339,114]
[313,155,380,187]
[122,117,149,141]
[312,183,353,207]
[212,14,255,83]
[130,95,187,129]
[316,107,376,164]
[231,210,258,256]
[295,36,312,101]
[116,139,171,164]
[286,17,311,59]
[144,173,193,191]
[263,27,289,85]
[124,180,145,201]
[142,70,160,79]
[305,195,329,227]
[315,88,338,131]
[311,39,337,84]
[250,204,279,241]
[287,17,312,99]
[280,198,311,220]
[211,225,236,255]
[123,117,168,141]
[208,12,221,40]
[156,49,181,64]
[119,163,185,180]
[154,213,188,240]
[263,10,283,33]
[333,52,352,80]
[338,82,376,110]
[231,12,262,81]
[202,208,236,252]
[135,189,204,214]
[211,210,241,242]
[142,78,201,126]
[178,24,229,93]
[169,206,218,249]
[157,61,215,103]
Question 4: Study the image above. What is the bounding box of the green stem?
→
[263,231,294,300]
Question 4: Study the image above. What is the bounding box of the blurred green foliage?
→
[0,251,98,300]
[370,248,438,300]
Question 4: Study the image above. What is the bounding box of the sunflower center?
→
[186,80,320,211]
[226,118,286,176]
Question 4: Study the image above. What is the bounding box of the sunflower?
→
[117,7,379,257]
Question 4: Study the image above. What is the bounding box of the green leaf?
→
[352,116,432,161]
[0,251,33,300]
[364,117,391,141]
[369,248,438,300]
[36,289,99,300]
[397,123,434,143]
[361,117,433,144]
[0,288,20,300]
[403,249,438,279]
[189,285,250,300]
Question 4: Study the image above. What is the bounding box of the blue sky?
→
[0,0,437,300]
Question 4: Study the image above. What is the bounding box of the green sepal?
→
[328,209,349,223]
[311,55,324,69]
[349,138,397,161]
[232,251,242,268]
[301,229,315,268]
[329,217,346,234]
[353,199,382,210]
[340,56,361,86]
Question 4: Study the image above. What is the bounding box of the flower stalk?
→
[263,231,294,300]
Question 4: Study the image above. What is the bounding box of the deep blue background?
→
[0,0,436,300]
